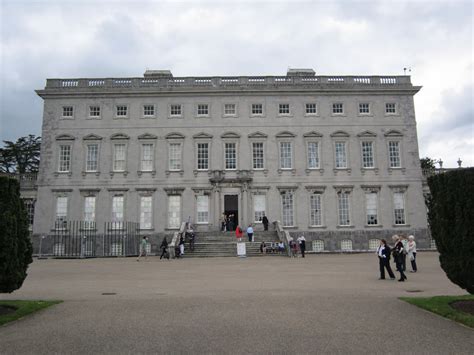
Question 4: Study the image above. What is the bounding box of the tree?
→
[0,135,41,173]
[420,157,436,176]
[0,176,33,293]
[427,168,474,294]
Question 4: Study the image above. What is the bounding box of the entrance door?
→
[224,195,238,231]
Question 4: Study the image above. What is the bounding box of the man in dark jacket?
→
[377,239,395,279]
[262,215,269,231]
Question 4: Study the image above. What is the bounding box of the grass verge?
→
[0,300,62,326]
[400,295,474,328]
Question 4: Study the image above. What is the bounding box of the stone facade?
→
[33,69,429,250]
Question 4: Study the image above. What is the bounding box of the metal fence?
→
[103,222,140,257]
[50,221,140,258]
[52,221,97,258]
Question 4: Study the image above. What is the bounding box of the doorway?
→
[224,195,238,231]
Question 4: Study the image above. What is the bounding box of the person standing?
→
[220,213,227,232]
[229,214,235,232]
[159,236,169,260]
[246,224,254,242]
[235,225,243,242]
[401,235,408,271]
[262,214,269,231]
[179,235,185,256]
[392,235,407,281]
[259,241,266,254]
[297,235,306,258]
[377,239,395,279]
[137,236,148,261]
[289,239,297,257]
[407,235,418,272]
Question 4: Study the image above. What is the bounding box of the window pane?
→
[366,192,378,225]
[281,192,294,226]
[306,103,317,114]
[307,142,319,169]
[225,143,236,169]
[362,141,374,168]
[394,192,405,225]
[335,142,347,168]
[168,195,181,228]
[59,145,71,172]
[113,144,126,171]
[310,194,322,226]
[389,141,401,167]
[224,104,236,115]
[140,196,152,229]
[197,143,209,170]
[141,144,154,171]
[252,142,264,169]
[84,196,96,228]
[253,195,266,222]
[280,142,292,169]
[112,196,124,228]
[168,143,181,170]
[337,192,350,226]
[197,195,209,223]
[86,144,98,172]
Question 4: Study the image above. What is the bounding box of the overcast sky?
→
[1,0,472,167]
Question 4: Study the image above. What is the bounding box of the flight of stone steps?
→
[182,230,285,258]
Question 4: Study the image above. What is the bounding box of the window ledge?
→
[392,224,410,228]
[166,170,184,177]
[333,168,352,175]
[305,168,324,176]
[365,224,383,228]
[138,170,156,177]
[308,225,327,229]
[282,226,298,229]
[82,171,100,177]
[54,172,72,177]
[110,171,129,177]
[336,225,355,229]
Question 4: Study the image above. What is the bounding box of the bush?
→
[427,168,474,294]
[0,176,33,293]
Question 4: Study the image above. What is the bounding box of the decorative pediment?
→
[138,133,158,140]
[82,134,102,141]
[303,131,323,138]
[193,132,213,139]
[275,131,296,138]
[330,130,350,138]
[384,130,403,137]
[164,132,184,140]
[248,131,268,139]
[55,134,75,141]
[110,133,130,140]
[221,132,241,139]
[357,130,377,138]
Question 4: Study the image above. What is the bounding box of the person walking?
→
[246,224,254,242]
[159,236,169,260]
[137,236,148,261]
[179,235,185,256]
[262,214,269,231]
[407,235,418,272]
[235,225,243,242]
[297,235,306,258]
[392,235,407,282]
[376,239,395,280]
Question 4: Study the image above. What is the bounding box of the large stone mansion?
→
[32,68,429,251]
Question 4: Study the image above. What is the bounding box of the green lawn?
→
[400,295,474,328]
[0,300,62,326]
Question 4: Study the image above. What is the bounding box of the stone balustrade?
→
[44,75,412,90]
